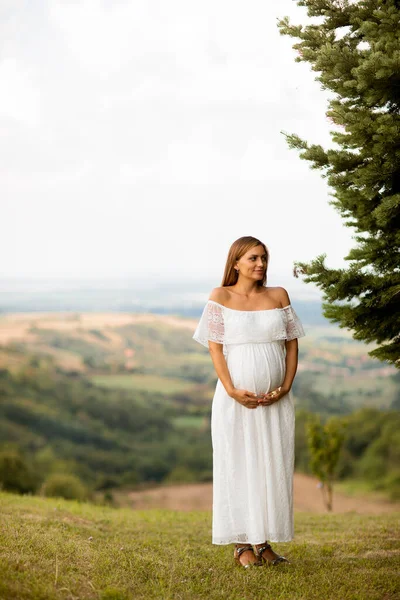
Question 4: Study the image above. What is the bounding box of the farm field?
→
[90,373,196,395]
[0,311,397,411]
[0,310,398,504]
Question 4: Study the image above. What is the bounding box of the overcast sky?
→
[1,0,355,298]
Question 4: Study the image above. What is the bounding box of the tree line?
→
[0,367,398,503]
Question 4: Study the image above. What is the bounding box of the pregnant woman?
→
[192,236,305,568]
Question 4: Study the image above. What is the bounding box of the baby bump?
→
[226,342,285,396]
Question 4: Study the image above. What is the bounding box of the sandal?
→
[234,544,263,568]
[254,542,290,565]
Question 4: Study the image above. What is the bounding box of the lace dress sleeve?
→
[281,305,305,341]
[192,301,225,348]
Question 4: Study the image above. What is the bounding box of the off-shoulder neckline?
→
[207,299,291,313]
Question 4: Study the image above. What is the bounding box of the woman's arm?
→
[208,342,260,409]
[260,339,298,406]
[281,338,298,394]
[276,285,299,392]
[260,286,299,406]
[208,342,234,396]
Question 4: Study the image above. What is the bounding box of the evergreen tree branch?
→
[280,0,400,366]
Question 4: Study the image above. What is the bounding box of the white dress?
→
[192,299,305,545]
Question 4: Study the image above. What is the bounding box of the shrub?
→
[0,450,39,494]
[41,473,88,501]
[164,466,197,484]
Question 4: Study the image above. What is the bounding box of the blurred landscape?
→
[0,278,399,507]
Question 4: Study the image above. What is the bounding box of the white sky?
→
[1,0,355,295]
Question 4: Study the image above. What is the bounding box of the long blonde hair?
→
[221,236,269,287]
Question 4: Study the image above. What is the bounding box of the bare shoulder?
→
[208,287,230,305]
[266,286,291,308]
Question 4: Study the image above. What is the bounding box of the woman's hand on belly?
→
[257,386,289,406]
[229,388,260,409]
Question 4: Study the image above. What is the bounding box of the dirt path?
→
[123,473,400,514]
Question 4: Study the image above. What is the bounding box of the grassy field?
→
[172,415,207,429]
[90,373,195,395]
[0,492,399,600]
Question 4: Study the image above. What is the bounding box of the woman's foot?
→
[254,542,290,565]
[234,544,262,568]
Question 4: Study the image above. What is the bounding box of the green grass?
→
[0,492,399,600]
[172,415,206,429]
[90,374,195,395]
[334,477,398,502]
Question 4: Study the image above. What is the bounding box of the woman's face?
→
[235,245,268,279]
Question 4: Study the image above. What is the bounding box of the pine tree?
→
[278,0,400,366]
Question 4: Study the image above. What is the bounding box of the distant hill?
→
[0,309,398,500]
[0,278,325,325]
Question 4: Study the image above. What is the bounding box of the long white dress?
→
[192,299,305,545]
